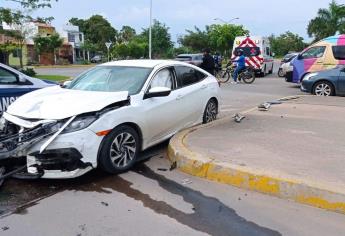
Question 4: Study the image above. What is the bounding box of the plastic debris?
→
[258,102,271,111]
[181,178,193,185]
[233,113,245,123]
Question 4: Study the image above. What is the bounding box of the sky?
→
[3,0,336,43]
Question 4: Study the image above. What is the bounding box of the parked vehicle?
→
[301,65,345,96]
[0,63,55,114]
[175,54,203,66]
[0,60,220,179]
[90,55,103,63]
[232,36,274,76]
[278,53,298,77]
[286,34,345,83]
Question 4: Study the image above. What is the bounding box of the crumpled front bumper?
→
[0,114,102,179]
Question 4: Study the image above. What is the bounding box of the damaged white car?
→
[0,60,220,179]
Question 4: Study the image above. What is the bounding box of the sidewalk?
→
[168,96,345,214]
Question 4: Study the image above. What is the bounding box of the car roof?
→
[100,59,195,68]
[176,54,202,57]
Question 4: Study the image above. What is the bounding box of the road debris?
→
[157,168,168,172]
[181,178,193,185]
[258,102,271,111]
[233,113,245,123]
[101,201,109,207]
[1,226,9,231]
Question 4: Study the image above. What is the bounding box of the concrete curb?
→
[168,98,345,215]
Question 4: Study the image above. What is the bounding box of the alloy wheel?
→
[205,101,217,123]
[110,132,137,168]
[314,83,332,96]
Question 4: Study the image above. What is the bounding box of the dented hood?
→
[6,86,129,120]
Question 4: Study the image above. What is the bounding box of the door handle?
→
[201,85,207,89]
[316,61,323,64]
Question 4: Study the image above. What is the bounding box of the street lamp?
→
[214,17,239,24]
[149,0,152,59]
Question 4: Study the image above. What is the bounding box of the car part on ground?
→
[233,113,245,123]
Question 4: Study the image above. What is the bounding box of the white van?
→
[232,36,274,76]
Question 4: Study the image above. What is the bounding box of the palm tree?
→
[307,0,345,41]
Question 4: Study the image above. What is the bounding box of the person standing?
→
[232,49,246,84]
[200,48,215,75]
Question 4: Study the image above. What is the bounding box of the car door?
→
[337,67,345,94]
[141,67,183,144]
[0,66,35,113]
[174,65,208,128]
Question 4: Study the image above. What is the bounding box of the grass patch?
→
[36,74,71,82]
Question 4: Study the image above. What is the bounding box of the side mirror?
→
[144,87,171,99]
[61,80,72,88]
[297,54,303,60]
[18,75,33,85]
[271,52,275,57]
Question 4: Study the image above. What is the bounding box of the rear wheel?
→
[99,125,140,174]
[278,68,284,77]
[268,64,274,74]
[240,69,255,84]
[203,99,218,124]
[313,81,334,96]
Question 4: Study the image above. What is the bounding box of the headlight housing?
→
[303,73,318,81]
[48,115,97,134]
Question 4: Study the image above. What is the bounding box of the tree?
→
[208,24,249,56]
[307,0,345,42]
[69,15,117,54]
[178,26,210,53]
[0,0,57,24]
[140,20,174,58]
[34,33,63,64]
[0,0,57,65]
[118,26,136,44]
[269,31,307,57]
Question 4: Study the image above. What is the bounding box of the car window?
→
[300,46,326,59]
[332,46,345,60]
[234,47,261,57]
[68,66,152,95]
[175,66,206,88]
[0,68,18,84]
[149,68,173,90]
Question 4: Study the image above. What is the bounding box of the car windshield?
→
[234,47,261,57]
[68,66,152,95]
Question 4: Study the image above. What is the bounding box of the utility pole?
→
[149,0,152,59]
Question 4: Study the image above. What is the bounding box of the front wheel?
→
[217,69,231,83]
[278,68,284,77]
[98,125,140,174]
[313,81,334,96]
[203,99,218,124]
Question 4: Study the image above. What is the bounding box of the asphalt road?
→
[1,67,344,236]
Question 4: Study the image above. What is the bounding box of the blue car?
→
[301,65,345,96]
[0,63,56,113]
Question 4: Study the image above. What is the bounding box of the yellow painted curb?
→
[168,97,345,215]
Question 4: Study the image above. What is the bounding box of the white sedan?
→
[0,60,220,178]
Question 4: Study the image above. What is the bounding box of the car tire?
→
[278,68,284,77]
[203,99,218,124]
[268,64,273,74]
[313,81,335,96]
[260,66,266,77]
[98,125,140,174]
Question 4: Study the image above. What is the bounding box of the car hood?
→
[6,86,129,120]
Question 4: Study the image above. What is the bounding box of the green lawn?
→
[35,74,71,82]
